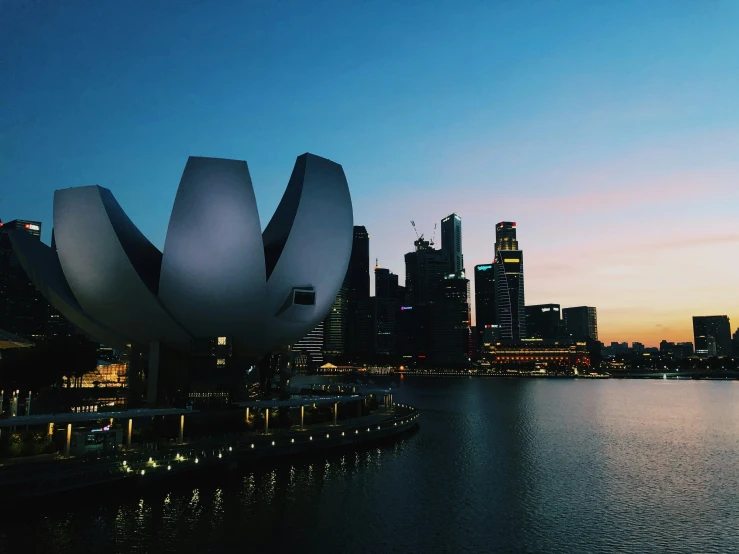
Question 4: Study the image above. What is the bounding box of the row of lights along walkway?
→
[121,404,419,478]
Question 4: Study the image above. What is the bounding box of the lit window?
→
[217,359,226,368]
[217,337,227,345]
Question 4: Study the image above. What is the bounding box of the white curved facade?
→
[9,230,130,348]
[159,157,267,343]
[10,153,353,360]
[261,154,353,352]
[53,186,192,349]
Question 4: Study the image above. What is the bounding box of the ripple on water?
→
[2,378,739,554]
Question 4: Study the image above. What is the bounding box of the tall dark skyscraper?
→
[441,213,463,275]
[374,264,399,356]
[525,304,562,340]
[493,222,525,341]
[348,226,370,302]
[344,226,372,359]
[495,221,518,251]
[403,236,450,361]
[404,238,449,307]
[563,306,598,341]
[692,315,732,357]
[474,264,496,328]
[428,274,470,364]
[0,219,56,339]
[322,277,347,360]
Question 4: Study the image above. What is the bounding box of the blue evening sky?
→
[2,0,738,343]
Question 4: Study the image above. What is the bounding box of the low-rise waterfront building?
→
[482,339,591,373]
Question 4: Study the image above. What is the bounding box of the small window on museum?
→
[217,358,226,368]
[294,291,315,305]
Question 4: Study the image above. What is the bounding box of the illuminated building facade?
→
[493,222,525,341]
[292,321,325,367]
[65,363,128,388]
[494,252,525,340]
[483,340,591,372]
[495,221,518,251]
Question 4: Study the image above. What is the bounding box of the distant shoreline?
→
[320,371,739,381]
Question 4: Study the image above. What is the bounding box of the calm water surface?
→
[3,378,739,553]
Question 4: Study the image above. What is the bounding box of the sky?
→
[1,0,738,347]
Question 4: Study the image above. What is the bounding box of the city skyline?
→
[2,1,738,346]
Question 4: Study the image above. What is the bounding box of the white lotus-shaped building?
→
[10,153,353,359]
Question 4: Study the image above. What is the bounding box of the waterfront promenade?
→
[0,403,419,499]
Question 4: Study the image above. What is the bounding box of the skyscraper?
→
[495,221,518,251]
[493,222,525,341]
[348,226,370,303]
[0,219,53,339]
[441,213,463,275]
[692,315,732,357]
[374,264,399,356]
[494,252,525,340]
[695,335,717,357]
[404,237,449,307]
[403,236,449,361]
[1,219,41,241]
[562,306,598,341]
[474,263,496,351]
[346,226,372,359]
[474,264,495,326]
[525,304,561,340]
[322,277,347,360]
[428,274,470,364]
[292,321,324,367]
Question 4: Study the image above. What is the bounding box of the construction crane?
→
[430,223,437,247]
[410,220,423,241]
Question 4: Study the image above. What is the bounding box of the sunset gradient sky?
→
[2,0,737,346]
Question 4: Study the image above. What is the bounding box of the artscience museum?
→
[10,153,353,404]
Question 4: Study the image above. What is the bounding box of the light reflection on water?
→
[2,379,739,553]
